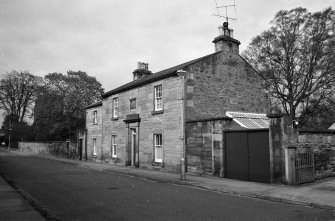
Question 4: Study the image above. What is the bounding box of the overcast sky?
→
[0,0,334,91]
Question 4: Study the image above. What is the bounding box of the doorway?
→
[130,128,137,166]
[126,126,139,167]
[225,129,270,183]
[124,114,141,167]
[79,139,83,160]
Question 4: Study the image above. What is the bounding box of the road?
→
[0,154,334,221]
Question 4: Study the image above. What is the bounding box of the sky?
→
[0,0,334,92]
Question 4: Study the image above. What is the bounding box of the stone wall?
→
[101,76,184,171]
[18,141,79,159]
[184,52,268,122]
[86,105,103,161]
[268,114,296,183]
[268,114,335,183]
[186,119,241,175]
[297,130,335,179]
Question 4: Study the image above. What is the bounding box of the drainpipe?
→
[177,70,187,181]
[101,107,104,163]
[8,120,12,151]
[8,128,11,151]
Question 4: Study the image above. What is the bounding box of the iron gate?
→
[225,129,270,183]
[295,150,315,184]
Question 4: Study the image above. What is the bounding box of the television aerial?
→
[212,0,237,23]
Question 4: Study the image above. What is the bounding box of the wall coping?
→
[19,141,77,144]
[298,129,335,134]
[267,113,290,118]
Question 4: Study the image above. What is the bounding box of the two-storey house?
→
[85,22,269,173]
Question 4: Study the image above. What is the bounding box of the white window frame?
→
[93,110,98,124]
[112,97,119,118]
[154,85,163,111]
[154,134,163,163]
[93,138,97,156]
[111,135,117,158]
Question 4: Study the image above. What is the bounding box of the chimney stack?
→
[212,22,240,54]
[133,62,152,80]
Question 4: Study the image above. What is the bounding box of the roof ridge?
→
[102,51,221,98]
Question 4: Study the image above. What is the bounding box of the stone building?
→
[85,101,102,158]
[84,22,269,173]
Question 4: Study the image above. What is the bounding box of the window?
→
[111,135,117,158]
[154,134,163,163]
[154,85,163,111]
[93,138,97,156]
[130,98,136,110]
[112,97,119,118]
[93,110,98,124]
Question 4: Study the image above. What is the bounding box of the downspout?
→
[177,70,187,181]
[85,110,88,161]
[101,105,104,163]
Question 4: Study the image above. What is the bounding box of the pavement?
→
[1,148,335,220]
[0,171,46,220]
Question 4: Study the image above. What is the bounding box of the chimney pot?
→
[218,26,223,35]
[133,62,152,80]
[223,22,228,28]
[137,62,142,69]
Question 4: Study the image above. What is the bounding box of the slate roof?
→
[102,51,221,98]
[86,101,102,109]
[226,111,269,129]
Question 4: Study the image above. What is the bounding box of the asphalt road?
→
[0,154,334,221]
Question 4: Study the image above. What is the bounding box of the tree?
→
[0,70,41,123]
[300,97,335,129]
[1,114,35,148]
[34,71,104,140]
[33,87,68,141]
[243,7,335,127]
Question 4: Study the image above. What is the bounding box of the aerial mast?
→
[212,0,237,24]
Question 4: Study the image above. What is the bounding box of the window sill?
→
[152,110,164,115]
[111,117,119,121]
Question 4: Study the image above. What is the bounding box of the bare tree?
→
[243,7,335,126]
[0,70,41,123]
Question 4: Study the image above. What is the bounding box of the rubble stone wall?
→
[18,141,79,159]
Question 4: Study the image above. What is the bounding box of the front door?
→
[79,139,83,160]
[130,128,137,166]
[124,114,141,167]
[126,127,139,167]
